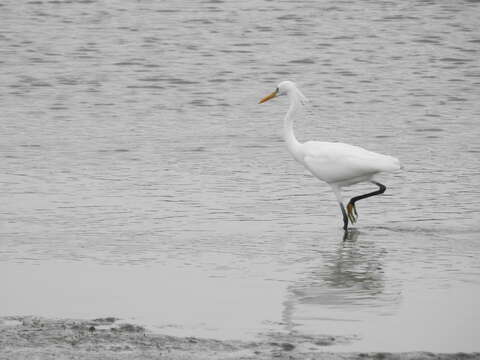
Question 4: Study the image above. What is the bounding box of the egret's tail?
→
[383,155,402,172]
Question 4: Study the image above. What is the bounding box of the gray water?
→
[1,0,480,352]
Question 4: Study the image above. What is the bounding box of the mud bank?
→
[0,317,478,360]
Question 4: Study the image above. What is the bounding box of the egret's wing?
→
[303,142,401,183]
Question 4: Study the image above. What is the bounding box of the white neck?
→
[284,91,303,162]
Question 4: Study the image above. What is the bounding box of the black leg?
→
[347,181,386,223]
[339,202,349,231]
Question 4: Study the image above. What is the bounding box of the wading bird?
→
[259,81,401,231]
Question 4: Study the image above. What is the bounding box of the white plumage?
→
[302,141,401,186]
[259,81,401,231]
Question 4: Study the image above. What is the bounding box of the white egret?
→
[259,81,401,231]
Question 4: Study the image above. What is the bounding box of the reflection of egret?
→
[282,231,400,334]
[288,232,388,308]
[323,232,386,296]
[259,81,401,231]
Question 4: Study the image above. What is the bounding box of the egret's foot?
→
[347,202,358,224]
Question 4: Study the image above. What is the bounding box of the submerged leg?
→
[332,186,349,231]
[347,181,386,223]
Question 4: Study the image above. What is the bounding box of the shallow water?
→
[1,0,480,353]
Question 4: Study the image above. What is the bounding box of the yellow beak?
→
[258,89,278,104]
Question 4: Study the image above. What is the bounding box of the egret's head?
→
[277,81,297,95]
[259,81,305,104]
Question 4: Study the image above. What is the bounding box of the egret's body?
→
[259,81,401,231]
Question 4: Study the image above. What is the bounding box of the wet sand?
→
[1,317,478,360]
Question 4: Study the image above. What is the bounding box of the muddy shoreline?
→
[0,317,478,360]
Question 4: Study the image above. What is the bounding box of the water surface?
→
[1,0,480,352]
